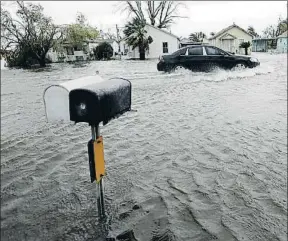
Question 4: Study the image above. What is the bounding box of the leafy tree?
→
[1,1,62,67]
[76,12,87,25]
[119,1,186,29]
[93,42,113,60]
[247,26,259,38]
[239,41,251,55]
[123,18,153,60]
[64,12,99,50]
[189,32,206,42]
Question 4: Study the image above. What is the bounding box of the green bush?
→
[93,42,113,60]
[5,47,38,68]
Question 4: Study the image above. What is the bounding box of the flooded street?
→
[1,53,287,241]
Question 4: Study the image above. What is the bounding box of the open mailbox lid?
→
[43,75,132,125]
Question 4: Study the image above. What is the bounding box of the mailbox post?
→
[90,124,105,219]
[43,75,131,219]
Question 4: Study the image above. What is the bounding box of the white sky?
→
[4,1,287,38]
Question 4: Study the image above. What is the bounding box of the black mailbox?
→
[43,75,132,219]
[69,77,131,125]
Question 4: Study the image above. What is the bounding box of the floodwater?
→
[1,53,287,241]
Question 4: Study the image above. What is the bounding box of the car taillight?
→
[159,56,164,62]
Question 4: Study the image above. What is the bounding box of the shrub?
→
[93,42,113,60]
[239,41,251,55]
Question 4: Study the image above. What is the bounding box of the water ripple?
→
[1,53,287,241]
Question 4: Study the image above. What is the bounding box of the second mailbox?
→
[69,77,132,125]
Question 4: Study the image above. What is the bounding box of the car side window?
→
[172,48,187,56]
[188,47,203,55]
[205,47,224,55]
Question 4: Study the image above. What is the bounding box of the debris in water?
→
[132,204,140,210]
[116,229,138,241]
[119,211,131,220]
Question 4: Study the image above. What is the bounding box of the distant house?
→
[47,43,88,63]
[252,38,276,52]
[208,23,253,55]
[113,40,130,56]
[277,31,287,53]
[179,38,191,48]
[127,24,180,59]
[47,38,115,63]
[179,37,209,48]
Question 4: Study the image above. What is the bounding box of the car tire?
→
[173,65,185,71]
[233,62,248,70]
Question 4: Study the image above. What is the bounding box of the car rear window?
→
[172,48,187,56]
[205,47,224,55]
[188,47,203,55]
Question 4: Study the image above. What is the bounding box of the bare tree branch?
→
[119,1,186,29]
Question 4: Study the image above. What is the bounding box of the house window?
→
[66,47,74,55]
[163,42,168,53]
[239,39,244,44]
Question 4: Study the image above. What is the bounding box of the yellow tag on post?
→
[93,136,106,183]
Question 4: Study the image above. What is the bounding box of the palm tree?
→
[123,18,153,60]
[189,32,207,42]
[239,41,251,55]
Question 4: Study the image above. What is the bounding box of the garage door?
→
[222,39,233,52]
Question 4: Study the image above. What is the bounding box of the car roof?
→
[184,45,215,48]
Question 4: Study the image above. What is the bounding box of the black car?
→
[157,45,260,72]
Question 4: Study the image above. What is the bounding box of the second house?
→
[208,23,253,55]
[126,24,180,59]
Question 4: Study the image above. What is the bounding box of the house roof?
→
[277,30,288,38]
[208,23,253,40]
[145,24,179,40]
[252,38,276,41]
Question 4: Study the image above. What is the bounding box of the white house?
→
[113,40,130,55]
[277,31,287,53]
[127,24,180,59]
[208,23,253,55]
[47,44,88,63]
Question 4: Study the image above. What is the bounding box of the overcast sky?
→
[4,1,287,38]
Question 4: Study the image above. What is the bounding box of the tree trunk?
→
[139,44,145,60]
[139,51,145,60]
[39,58,46,67]
[245,48,248,55]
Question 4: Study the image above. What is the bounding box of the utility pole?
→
[116,24,121,60]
